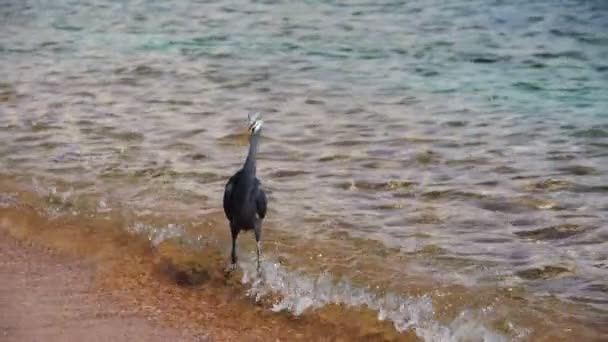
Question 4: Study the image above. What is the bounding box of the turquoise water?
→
[1,0,608,340]
[3,0,607,119]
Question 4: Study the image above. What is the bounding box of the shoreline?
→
[0,204,418,342]
[0,180,605,342]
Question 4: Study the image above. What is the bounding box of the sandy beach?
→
[0,230,207,342]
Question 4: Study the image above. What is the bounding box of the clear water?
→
[1,0,607,340]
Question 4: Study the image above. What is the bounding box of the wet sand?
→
[0,231,205,342]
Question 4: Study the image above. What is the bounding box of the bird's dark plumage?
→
[255,179,267,220]
[222,113,266,271]
[223,171,267,223]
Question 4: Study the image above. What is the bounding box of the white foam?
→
[0,193,17,208]
[241,260,516,342]
[127,222,184,247]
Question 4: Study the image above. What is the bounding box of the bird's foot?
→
[224,263,237,275]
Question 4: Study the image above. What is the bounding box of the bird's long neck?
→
[243,133,260,177]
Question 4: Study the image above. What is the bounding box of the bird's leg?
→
[254,222,262,273]
[256,241,261,272]
[229,226,238,271]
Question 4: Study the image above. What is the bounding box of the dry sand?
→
[0,231,206,342]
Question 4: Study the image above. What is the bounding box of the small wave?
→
[558,165,599,176]
[127,222,185,247]
[268,170,311,178]
[532,51,587,61]
[515,224,593,241]
[468,54,510,64]
[512,82,543,92]
[0,82,17,103]
[515,265,572,281]
[241,261,511,342]
[31,178,75,213]
[0,193,17,208]
[571,127,608,138]
[522,178,575,192]
[337,179,417,191]
[114,64,164,77]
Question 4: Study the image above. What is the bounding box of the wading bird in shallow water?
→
[223,112,267,272]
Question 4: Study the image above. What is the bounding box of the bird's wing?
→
[255,179,267,220]
[223,175,236,220]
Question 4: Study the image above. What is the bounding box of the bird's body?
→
[223,113,266,271]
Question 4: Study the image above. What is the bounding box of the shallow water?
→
[1,0,607,340]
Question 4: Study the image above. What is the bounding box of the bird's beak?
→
[248,119,263,134]
[247,112,263,134]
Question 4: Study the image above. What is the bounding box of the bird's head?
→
[248,112,264,135]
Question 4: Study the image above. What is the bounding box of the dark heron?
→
[223,112,267,271]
